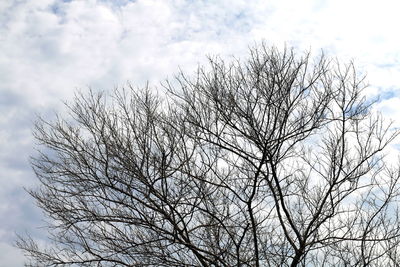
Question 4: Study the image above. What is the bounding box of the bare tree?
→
[18,45,400,266]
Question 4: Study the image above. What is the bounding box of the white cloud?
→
[2,0,400,265]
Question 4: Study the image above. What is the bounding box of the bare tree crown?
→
[18,45,400,266]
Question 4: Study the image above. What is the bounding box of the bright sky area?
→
[1,0,400,265]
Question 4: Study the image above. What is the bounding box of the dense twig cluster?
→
[18,45,400,266]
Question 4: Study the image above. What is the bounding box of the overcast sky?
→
[1,0,400,265]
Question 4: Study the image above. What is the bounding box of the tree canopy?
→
[18,45,400,266]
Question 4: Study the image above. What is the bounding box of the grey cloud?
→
[1,1,400,266]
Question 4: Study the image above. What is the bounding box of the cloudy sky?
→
[1,0,400,265]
